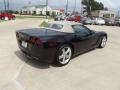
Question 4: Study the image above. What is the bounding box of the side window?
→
[72,25,91,36]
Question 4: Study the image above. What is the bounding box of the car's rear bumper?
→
[17,39,57,63]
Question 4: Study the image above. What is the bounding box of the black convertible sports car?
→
[16,21,107,66]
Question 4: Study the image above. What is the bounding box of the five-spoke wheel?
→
[55,45,72,66]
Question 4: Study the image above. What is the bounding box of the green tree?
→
[99,2,104,10]
[82,0,104,15]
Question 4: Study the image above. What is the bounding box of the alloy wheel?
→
[58,46,72,65]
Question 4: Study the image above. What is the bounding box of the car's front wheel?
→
[55,45,72,66]
[99,36,107,48]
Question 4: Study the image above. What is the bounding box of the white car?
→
[93,18,105,25]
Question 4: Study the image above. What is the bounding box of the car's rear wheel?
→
[55,45,72,66]
[99,36,107,48]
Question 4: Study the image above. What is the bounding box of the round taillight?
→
[30,37,36,44]
[36,38,42,45]
[30,37,42,45]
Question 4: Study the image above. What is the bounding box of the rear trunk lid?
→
[17,28,68,36]
[16,28,68,41]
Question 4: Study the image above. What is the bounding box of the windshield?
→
[45,23,63,30]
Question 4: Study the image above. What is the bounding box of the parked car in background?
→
[93,18,105,25]
[81,17,93,25]
[66,16,82,22]
[54,15,66,21]
[105,18,115,26]
[0,12,15,20]
[16,21,107,66]
[114,18,120,26]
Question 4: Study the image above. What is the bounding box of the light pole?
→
[66,0,68,15]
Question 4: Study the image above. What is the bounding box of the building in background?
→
[19,5,64,16]
[51,9,64,16]
[91,10,116,18]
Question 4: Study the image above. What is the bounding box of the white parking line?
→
[14,63,25,80]
[12,63,26,90]
[13,80,25,90]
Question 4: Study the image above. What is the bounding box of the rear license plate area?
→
[21,41,27,48]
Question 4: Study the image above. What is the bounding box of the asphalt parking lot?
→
[0,18,120,90]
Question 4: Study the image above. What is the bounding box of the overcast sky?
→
[0,0,120,11]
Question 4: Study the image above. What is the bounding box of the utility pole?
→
[4,0,7,12]
[7,0,9,11]
[66,0,68,15]
[46,0,48,20]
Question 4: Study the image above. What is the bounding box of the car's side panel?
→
[71,34,97,54]
[44,32,100,56]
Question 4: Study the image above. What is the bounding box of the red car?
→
[0,12,15,20]
[66,16,82,22]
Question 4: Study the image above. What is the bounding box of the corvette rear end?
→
[16,28,66,63]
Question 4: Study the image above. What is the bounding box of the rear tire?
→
[55,45,72,66]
